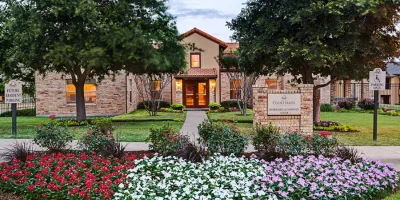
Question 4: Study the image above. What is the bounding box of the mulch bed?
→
[0,191,22,200]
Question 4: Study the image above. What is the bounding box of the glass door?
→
[185,82,196,107]
[197,82,207,107]
[184,81,209,108]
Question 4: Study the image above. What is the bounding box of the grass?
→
[0,110,186,142]
[321,112,400,146]
[112,109,186,122]
[207,110,253,123]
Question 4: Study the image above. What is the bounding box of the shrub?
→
[146,124,183,156]
[0,141,34,163]
[320,103,334,112]
[358,98,374,110]
[338,99,354,109]
[197,119,248,156]
[314,124,356,132]
[252,123,280,152]
[0,108,36,117]
[277,132,338,157]
[314,121,341,127]
[208,102,221,110]
[78,118,114,153]
[220,100,242,110]
[137,100,170,110]
[170,103,185,110]
[336,146,362,164]
[33,118,74,152]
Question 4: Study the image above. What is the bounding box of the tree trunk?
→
[313,86,320,123]
[75,81,87,121]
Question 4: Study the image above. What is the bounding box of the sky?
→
[167,0,247,42]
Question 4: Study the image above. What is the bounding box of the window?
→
[66,79,96,104]
[151,80,161,99]
[265,79,278,89]
[230,80,241,99]
[190,53,201,68]
[386,77,390,90]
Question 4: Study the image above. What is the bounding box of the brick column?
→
[299,84,313,135]
[252,85,268,127]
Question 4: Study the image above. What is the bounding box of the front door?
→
[184,81,208,108]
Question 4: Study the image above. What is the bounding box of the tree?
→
[0,0,185,121]
[216,51,259,116]
[228,0,400,122]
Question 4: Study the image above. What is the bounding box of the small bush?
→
[146,124,183,156]
[320,103,334,112]
[314,121,341,127]
[34,120,74,152]
[358,98,374,110]
[170,103,185,110]
[137,100,170,110]
[220,100,242,110]
[338,99,354,109]
[0,141,34,163]
[277,132,338,157]
[198,119,248,156]
[336,146,362,164]
[99,140,127,159]
[0,108,36,117]
[208,102,221,110]
[78,118,114,153]
[252,123,280,152]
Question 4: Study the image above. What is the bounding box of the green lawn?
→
[0,110,186,142]
[321,112,400,146]
[208,110,400,146]
[207,110,253,123]
[113,109,186,122]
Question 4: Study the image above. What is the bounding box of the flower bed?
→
[0,153,139,199]
[116,155,398,200]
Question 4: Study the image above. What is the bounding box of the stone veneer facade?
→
[36,72,127,116]
[252,84,313,135]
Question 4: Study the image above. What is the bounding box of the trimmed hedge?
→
[0,109,36,117]
[137,101,170,110]
[320,103,334,112]
[220,100,252,110]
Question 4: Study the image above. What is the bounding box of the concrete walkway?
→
[1,111,400,170]
[179,111,207,143]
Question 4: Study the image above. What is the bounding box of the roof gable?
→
[182,28,228,48]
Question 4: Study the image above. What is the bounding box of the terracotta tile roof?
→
[175,68,218,78]
[182,28,228,48]
[224,42,239,53]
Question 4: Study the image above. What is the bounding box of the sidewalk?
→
[1,111,400,170]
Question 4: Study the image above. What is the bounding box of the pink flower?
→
[320,131,332,137]
[48,114,56,119]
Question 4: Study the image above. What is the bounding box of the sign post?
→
[5,80,23,136]
[369,68,386,141]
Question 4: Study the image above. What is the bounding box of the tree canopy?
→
[229,0,400,121]
[0,0,186,120]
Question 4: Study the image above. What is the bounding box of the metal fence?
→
[332,82,400,105]
[0,94,36,116]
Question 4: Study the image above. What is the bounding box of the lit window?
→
[191,53,201,68]
[265,79,278,89]
[151,80,161,99]
[66,79,96,104]
[230,80,241,99]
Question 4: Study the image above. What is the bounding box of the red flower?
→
[42,193,47,198]
[320,131,332,137]
[27,184,34,191]
[163,132,170,137]
[48,114,56,119]
[79,191,86,198]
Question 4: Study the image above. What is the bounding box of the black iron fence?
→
[332,82,400,106]
[0,94,36,116]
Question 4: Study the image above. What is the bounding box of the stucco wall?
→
[36,72,127,116]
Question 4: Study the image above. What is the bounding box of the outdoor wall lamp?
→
[176,81,182,90]
[210,81,215,90]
